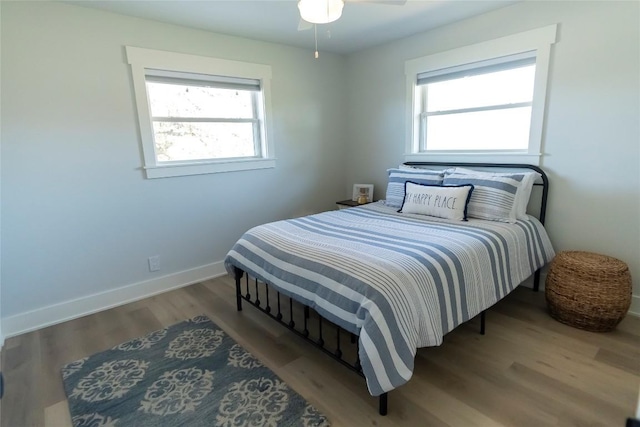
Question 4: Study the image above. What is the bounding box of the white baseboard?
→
[516,273,640,319]
[629,294,640,317]
[2,262,638,338]
[518,270,547,290]
[2,261,227,340]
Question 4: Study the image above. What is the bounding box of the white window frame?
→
[404,24,557,165]
[126,46,275,178]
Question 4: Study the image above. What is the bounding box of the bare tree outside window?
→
[146,81,261,162]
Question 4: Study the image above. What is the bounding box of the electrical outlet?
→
[148,255,161,272]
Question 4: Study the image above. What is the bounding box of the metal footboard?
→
[233,266,389,415]
[233,266,488,416]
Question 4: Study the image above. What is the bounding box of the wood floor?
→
[2,275,639,427]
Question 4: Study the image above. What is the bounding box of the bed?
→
[224,162,555,415]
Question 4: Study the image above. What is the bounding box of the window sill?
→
[144,158,276,179]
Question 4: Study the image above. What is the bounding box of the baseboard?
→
[517,272,640,319]
[2,263,638,337]
[518,270,547,291]
[629,294,640,317]
[2,261,227,339]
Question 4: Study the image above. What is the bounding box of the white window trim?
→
[404,24,557,165]
[126,46,275,178]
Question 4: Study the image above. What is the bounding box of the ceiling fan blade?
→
[298,18,313,31]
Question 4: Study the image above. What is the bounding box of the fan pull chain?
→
[314,24,319,59]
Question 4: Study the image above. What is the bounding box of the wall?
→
[0,0,3,347]
[2,1,639,338]
[345,1,640,309]
[1,1,347,335]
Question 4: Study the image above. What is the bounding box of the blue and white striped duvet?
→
[224,202,555,396]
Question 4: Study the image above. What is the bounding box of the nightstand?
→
[336,199,372,209]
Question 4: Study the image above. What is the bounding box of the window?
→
[146,71,263,162]
[405,25,557,164]
[127,47,274,178]
[417,53,535,152]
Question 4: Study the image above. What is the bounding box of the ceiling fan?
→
[297,0,407,57]
[297,0,407,31]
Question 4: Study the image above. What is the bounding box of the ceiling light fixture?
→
[298,0,345,24]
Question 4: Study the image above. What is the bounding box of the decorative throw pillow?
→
[385,168,444,208]
[443,171,523,223]
[399,182,474,221]
[449,167,540,220]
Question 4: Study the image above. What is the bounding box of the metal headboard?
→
[403,162,549,225]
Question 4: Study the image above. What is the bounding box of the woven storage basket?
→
[545,251,632,332]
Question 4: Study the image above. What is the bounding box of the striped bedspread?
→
[224,202,555,396]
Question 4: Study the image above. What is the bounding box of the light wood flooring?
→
[2,275,639,426]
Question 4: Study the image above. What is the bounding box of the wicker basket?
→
[545,251,632,332]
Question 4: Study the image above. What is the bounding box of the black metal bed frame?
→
[232,162,549,416]
[233,268,487,416]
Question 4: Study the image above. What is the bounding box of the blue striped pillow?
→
[452,167,540,219]
[443,172,524,223]
[385,168,444,208]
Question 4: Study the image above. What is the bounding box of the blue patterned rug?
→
[62,315,330,427]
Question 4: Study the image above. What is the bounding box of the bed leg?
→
[303,306,309,337]
[234,267,244,311]
[480,310,486,335]
[533,269,541,292]
[379,393,388,416]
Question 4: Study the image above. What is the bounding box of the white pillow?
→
[515,172,540,219]
[399,182,474,221]
[449,167,540,220]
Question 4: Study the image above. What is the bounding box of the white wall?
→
[345,2,640,307]
[1,1,347,334]
[2,1,639,337]
[0,0,3,347]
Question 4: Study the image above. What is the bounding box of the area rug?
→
[62,315,330,427]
